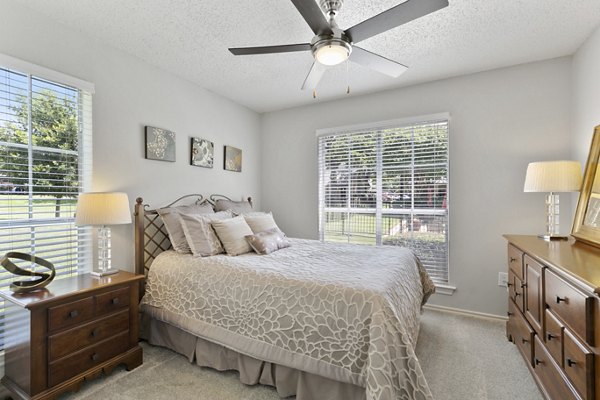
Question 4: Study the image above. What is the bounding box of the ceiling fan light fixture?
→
[313,39,351,66]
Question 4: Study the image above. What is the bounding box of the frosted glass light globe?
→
[315,45,349,66]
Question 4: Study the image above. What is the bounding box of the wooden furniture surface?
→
[0,271,144,400]
[505,235,600,400]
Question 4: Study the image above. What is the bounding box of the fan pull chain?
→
[313,90,317,99]
[346,59,350,95]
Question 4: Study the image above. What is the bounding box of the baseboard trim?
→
[424,303,508,321]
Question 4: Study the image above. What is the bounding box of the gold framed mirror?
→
[572,125,600,247]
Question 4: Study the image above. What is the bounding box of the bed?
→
[134,195,436,400]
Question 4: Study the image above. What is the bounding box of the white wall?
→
[572,25,600,166]
[0,2,262,272]
[261,58,572,316]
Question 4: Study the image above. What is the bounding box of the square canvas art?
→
[191,137,214,168]
[145,126,176,162]
[224,145,242,172]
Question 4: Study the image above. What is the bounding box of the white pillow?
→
[180,211,232,256]
[157,202,215,254]
[244,212,281,234]
[211,216,254,256]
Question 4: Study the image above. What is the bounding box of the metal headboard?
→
[133,194,204,280]
[209,194,253,208]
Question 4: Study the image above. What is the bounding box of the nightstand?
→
[0,270,144,400]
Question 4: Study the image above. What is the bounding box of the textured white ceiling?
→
[14,0,600,113]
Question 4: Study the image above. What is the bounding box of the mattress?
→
[140,238,435,400]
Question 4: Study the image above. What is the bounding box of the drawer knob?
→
[510,257,517,263]
[69,310,79,318]
[507,282,513,288]
[534,358,543,366]
[507,311,514,317]
[111,297,120,305]
[556,296,567,304]
[515,292,521,297]
[91,353,99,362]
[567,358,577,367]
[91,328,100,337]
[521,338,529,344]
[547,333,558,341]
[520,283,526,289]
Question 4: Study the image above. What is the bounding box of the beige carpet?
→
[59,309,543,400]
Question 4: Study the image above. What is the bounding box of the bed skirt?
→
[141,315,366,400]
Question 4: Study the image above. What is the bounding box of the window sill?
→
[434,284,456,295]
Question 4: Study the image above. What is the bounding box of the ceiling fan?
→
[229,0,449,92]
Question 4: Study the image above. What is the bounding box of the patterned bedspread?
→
[141,238,435,400]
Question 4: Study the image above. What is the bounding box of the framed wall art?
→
[224,145,242,172]
[190,137,214,168]
[145,126,176,162]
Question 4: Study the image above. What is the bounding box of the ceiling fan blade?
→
[350,46,408,78]
[301,62,326,91]
[345,0,449,44]
[229,43,312,56]
[290,0,333,36]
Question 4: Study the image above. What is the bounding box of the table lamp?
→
[524,161,582,240]
[75,192,132,276]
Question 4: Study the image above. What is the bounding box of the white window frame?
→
[317,113,453,290]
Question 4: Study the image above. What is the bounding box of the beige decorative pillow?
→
[180,211,232,256]
[211,216,254,256]
[245,228,291,255]
[244,212,281,234]
[157,202,215,254]
[214,199,252,214]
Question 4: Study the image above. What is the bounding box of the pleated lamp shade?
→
[75,192,132,226]
[523,161,582,193]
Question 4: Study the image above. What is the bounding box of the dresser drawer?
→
[545,309,564,367]
[48,331,130,387]
[510,272,525,313]
[48,310,129,361]
[533,336,578,400]
[545,269,593,344]
[563,329,594,400]
[508,244,524,280]
[48,296,94,332]
[95,287,129,317]
[514,306,535,365]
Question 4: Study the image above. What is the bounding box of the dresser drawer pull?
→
[521,338,529,344]
[534,358,543,366]
[91,353,99,362]
[69,310,79,318]
[547,333,558,341]
[507,311,513,317]
[515,292,521,297]
[111,297,120,305]
[566,358,577,367]
[91,328,100,337]
[556,296,567,304]
[520,283,527,289]
[507,282,513,288]
[510,257,517,263]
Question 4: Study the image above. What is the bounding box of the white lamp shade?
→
[75,192,132,226]
[523,161,582,193]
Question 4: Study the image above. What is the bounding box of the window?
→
[0,57,93,357]
[318,116,449,284]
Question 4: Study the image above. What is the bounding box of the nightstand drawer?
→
[48,296,94,332]
[95,287,129,317]
[545,269,593,343]
[48,331,130,387]
[48,310,129,361]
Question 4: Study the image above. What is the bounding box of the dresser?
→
[0,270,144,400]
[505,235,600,400]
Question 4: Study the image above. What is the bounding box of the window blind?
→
[318,119,449,284]
[0,65,93,356]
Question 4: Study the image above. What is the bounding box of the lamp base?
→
[91,269,120,277]
[538,234,569,241]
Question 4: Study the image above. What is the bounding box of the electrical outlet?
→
[498,272,508,287]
